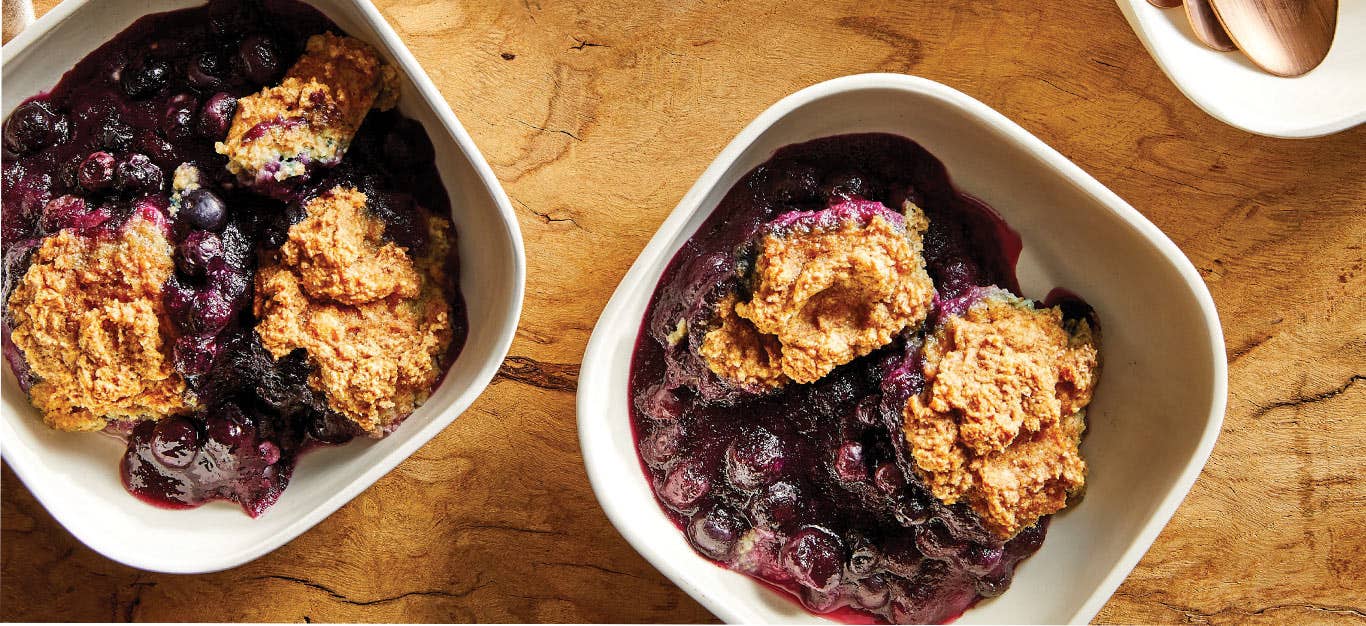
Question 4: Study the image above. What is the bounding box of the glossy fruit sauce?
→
[0,0,466,516]
[629,134,1056,623]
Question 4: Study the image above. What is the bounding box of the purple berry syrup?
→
[628,134,1061,623]
[1,0,467,517]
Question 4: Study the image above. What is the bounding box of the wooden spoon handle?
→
[1186,0,1239,51]
[1147,0,1184,8]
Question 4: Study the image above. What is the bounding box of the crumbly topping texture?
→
[6,217,190,431]
[905,291,1099,538]
[217,33,399,183]
[254,186,452,436]
[699,294,788,389]
[277,187,420,305]
[731,207,935,384]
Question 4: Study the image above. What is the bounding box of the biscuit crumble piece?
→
[699,294,788,389]
[904,289,1099,538]
[216,33,399,188]
[253,186,452,436]
[6,217,189,431]
[731,201,935,384]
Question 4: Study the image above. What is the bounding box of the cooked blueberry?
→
[960,544,1004,576]
[846,537,880,579]
[688,506,748,560]
[833,440,867,482]
[872,461,905,494]
[894,493,932,526]
[3,100,69,154]
[750,480,803,530]
[309,410,361,445]
[205,412,253,452]
[854,574,892,611]
[639,421,681,468]
[974,564,1014,597]
[659,459,711,513]
[38,195,93,233]
[115,153,163,195]
[176,230,225,277]
[77,152,117,191]
[639,383,683,421]
[782,527,845,592]
[94,117,134,151]
[162,93,199,141]
[172,334,219,376]
[725,427,785,491]
[151,417,199,468]
[187,51,226,88]
[915,522,967,560]
[237,36,280,84]
[121,57,170,99]
[182,189,228,231]
[198,92,237,139]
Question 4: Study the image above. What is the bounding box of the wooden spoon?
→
[1147,0,1184,8]
[1210,0,1337,76]
[1185,0,1239,50]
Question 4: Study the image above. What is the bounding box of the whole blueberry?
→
[3,100,70,155]
[198,92,237,139]
[725,427,786,491]
[115,153,164,196]
[121,57,170,99]
[94,117,134,152]
[187,51,226,89]
[182,189,228,231]
[176,230,225,277]
[237,35,280,84]
[151,417,199,468]
[782,527,846,592]
[172,334,219,376]
[78,151,117,191]
[659,459,711,513]
[688,506,749,561]
[162,93,199,141]
[39,195,88,233]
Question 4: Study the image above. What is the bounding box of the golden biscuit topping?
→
[726,204,935,385]
[6,217,190,431]
[699,294,788,389]
[254,186,452,436]
[277,187,421,305]
[904,290,1099,538]
[217,33,399,182]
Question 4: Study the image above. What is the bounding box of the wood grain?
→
[4,0,1363,623]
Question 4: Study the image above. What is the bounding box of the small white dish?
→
[1116,0,1366,138]
[578,74,1227,624]
[1,0,524,573]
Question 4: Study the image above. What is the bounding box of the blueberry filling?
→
[629,134,1087,623]
[1,0,468,516]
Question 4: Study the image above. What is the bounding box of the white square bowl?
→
[1,0,524,573]
[578,74,1227,624]
[1115,0,1366,138]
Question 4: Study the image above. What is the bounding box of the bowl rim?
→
[0,0,526,573]
[577,72,1227,624]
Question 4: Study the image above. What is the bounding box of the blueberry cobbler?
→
[630,134,1101,623]
[1,0,467,516]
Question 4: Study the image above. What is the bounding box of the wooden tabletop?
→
[3,0,1363,623]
